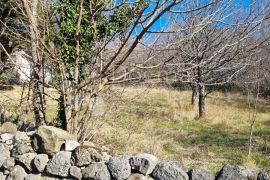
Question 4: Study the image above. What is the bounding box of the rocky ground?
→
[0,122,269,180]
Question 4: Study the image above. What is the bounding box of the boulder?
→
[25,174,42,180]
[189,168,215,180]
[17,153,37,171]
[46,151,72,177]
[33,154,49,173]
[0,122,17,135]
[65,140,80,151]
[258,171,270,180]
[152,161,188,180]
[82,162,111,180]
[73,146,102,167]
[127,173,154,180]
[32,126,76,155]
[216,165,257,180]
[0,133,14,143]
[0,143,10,167]
[108,155,131,179]
[130,153,159,175]
[6,165,27,180]
[69,166,82,180]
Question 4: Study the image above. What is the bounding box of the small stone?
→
[0,143,10,167]
[0,122,17,135]
[152,161,188,180]
[46,151,72,177]
[25,174,42,180]
[69,166,82,179]
[3,157,15,170]
[0,172,6,180]
[3,169,10,175]
[33,154,49,173]
[102,152,111,162]
[258,171,270,180]
[0,133,14,142]
[17,153,37,171]
[5,139,13,145]
[127,173,154,180]
[73,146,103,167]
[6,165,27,180]
[216,165,257,180]
[108,155,131,180]
[14,131,30,143]
[82,162,111,180]
[130,153,159,175]
[12,143,33,157]
[189,168,215,180]
[65,140,80,151]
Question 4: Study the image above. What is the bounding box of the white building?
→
[12,50,51,83]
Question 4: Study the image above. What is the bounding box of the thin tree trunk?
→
[191,83,198,106]
[23,0,46,126]
[247,82,260,157]
[198,83,206,118]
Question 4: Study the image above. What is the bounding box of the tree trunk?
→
[191,83,198,106]
[24,0,46,126]
[198,83,206,118]
[32,74,46,126]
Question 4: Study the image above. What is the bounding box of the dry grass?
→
[1,85,270,172]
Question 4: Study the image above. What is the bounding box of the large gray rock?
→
[6,165,27,180]
[0,122,17,135]
[130,153,159,175]
[82,162,111,180]
[32,126,76,155]
[189,168,215,180]
[0,143,10,167]
[33,154,49,173]
[258,171,270,180]
[46,151,72,177]
[73,146,102,167]
[152,161,188,180]
[69,166,82,179]
[25,174,42,180]
[17,153,37,171]
[108,155,131,180]
[216,165,257,180]
[127,173,154,180]
[65,140,80,151]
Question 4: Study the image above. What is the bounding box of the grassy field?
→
[1,85,270,172]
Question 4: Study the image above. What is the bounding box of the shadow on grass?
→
[176,124,248,148]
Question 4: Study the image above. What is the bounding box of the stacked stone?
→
[0,122,269,180]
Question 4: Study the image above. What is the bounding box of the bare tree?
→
[166,0,270,118]
[2,0,216,140]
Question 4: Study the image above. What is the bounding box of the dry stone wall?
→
[0,122,269,180]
